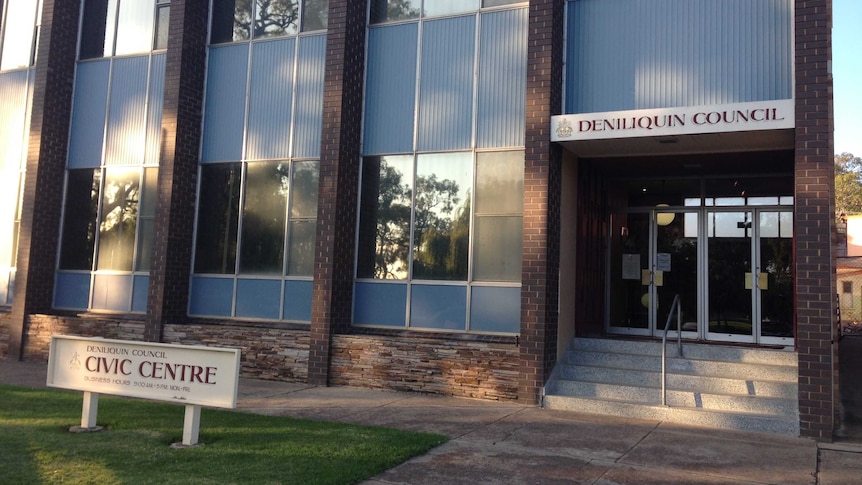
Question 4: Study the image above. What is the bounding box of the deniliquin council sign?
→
[551,99,795,142]
[47,335,240,409]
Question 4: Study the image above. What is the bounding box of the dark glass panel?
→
[287,220,315,275]
[59,169,101,270]
[194,163,241,273]
[135,168,158,271]
[154,5,170,50]
[210,0,252,43]
[239,161,288,274]
[289,161,318,219]
[79,0,110,59]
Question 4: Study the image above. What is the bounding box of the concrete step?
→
[545,338,800,435]
[543,394,800,435]
[552,365,796,399]
[548,380,797,415]
[571,338,797,366]
[563,350,797,382]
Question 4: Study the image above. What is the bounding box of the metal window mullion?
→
[0,1,8,67]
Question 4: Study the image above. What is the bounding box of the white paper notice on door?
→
[622,254,640,280]
[656,253,671,272]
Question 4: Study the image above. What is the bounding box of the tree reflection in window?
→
[97,168,140,271]
[357,156,414,279]
[412,154,471,281]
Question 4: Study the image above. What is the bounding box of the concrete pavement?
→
[2,360,860,484]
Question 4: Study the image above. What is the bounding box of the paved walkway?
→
[2,360,861,484]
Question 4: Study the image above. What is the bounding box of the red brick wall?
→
[520,0,564,404]
[308,0,367,384]
[794,0,835,440]
[145,0,209,341]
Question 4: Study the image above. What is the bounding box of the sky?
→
[834,0,862,157]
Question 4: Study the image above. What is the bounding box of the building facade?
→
[0,0,836,439]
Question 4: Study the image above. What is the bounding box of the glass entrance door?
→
[608,209,699,337]
[705,209,794,344]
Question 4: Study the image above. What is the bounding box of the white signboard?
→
[47,335,241,409]
[551,99,794,142]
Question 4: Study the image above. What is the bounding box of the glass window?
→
[301,0,328,31]
[412,152,471,281]
[357,155,414,279]
[114,0,156,56]
[59,169,102,270]
[211,0,252,43]
[423,0,478,17]
[0,0,40,70]
[473,151,523,281]
[239,161,289,274]
[194,163,241,274]
[369,0,420,24]
[482,0,523,7]
[287,160,318,275]
[96,168,140,271]
[79,0,166,58]
[135,167,158,271]
[253,0,298,38]
[154,2,170,50]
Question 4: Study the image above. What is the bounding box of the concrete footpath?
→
[2,360,860,484]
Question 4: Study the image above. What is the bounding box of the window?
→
[79,0,169,59]
[0,0,42,70]
[210,0,328,44]
[59,168,155,273]
[195,160,318,277]
[356,150,523,331]
[369,0,524,24]
[844,281,853,294]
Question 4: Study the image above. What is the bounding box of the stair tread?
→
[544,394,797,420]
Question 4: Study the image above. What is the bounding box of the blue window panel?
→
[105,56,149,166]
[293,34,326,159]
[68,60,110,168]
[566,0,793,114]
[417,16,475,152]
[53,272,91,310]
[247,38,296,161]
[477,8,527,149]
[470,286,520,333]
[201,45,248,162]
[91,273,133,311]
[0,71,29,171]
[410,284,466,330]
[283,279,313,322]
[235,278,281,319]
[353,282,407,327]
[189,276,234,316]
[363,24,418,156]
[132,275,149,313]
[145,54,166,166]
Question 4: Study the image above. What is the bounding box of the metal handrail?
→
[661,294,683,406]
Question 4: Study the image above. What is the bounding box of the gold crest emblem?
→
[555,119,573,138]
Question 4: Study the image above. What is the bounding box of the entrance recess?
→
[607,190,794,345]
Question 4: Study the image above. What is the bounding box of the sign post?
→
[47,335,241,447]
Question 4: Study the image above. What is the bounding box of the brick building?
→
[0,0,836,439]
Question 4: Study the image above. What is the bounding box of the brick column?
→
[8,0,81,360]
[143,0,209,342]
[794,0,835,440]
[307,0,366,385]
[519,0,564,404]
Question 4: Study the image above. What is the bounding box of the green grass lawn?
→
[0,384,446,484]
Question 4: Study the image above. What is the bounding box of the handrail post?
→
[661,294,682,407]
